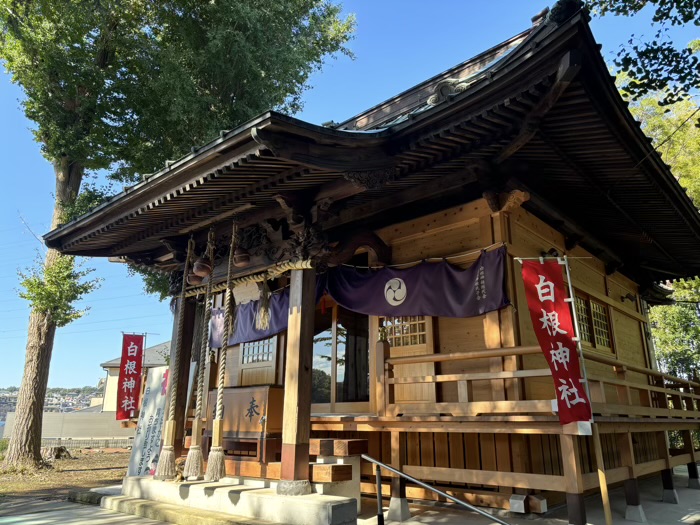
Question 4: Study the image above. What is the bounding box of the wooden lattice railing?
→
[381,345,700,420]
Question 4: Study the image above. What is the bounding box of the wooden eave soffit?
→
[251,127,398,190]
[494,50,582,164]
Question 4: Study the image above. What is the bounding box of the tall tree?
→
[627,93,700,379]
[0,0,353,469]
[586,0,699,104]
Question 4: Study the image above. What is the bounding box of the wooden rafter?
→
[494,50,582,164]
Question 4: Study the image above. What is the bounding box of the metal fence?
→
[41,438,134,449]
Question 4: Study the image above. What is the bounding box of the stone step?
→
[100,494,281,525]
[122,477,357,525]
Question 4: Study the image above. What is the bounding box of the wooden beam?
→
[323,167,479,230]
[221,459,352,482]
[402,465,566,492]
[494,51,582,164]
[252,127,395,172]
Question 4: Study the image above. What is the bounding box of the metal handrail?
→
[362,454,511,525]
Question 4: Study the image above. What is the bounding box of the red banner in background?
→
[116,334,145,421]
[521,260,592,425]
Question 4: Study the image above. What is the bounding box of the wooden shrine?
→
[44,2,700,524]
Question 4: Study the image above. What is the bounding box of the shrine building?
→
[44,3,700,525]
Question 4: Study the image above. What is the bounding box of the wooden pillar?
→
[561,434,586,525]
[681,430,699,489]
[656,427,679,503]
[661,468,679,503]
[278,268,316,495]
[387,431,410,521]
[170,297,196,458]
[617,432,647,522]
[375,338,389,416]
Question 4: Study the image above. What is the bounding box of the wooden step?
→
[309,438,368,457]
[218,459,352,483]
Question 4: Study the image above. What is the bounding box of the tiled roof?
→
[100,341,169,369]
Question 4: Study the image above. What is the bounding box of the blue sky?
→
[0,1,696,387]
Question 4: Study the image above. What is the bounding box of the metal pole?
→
[560,256,592,404]
[375,463,384,525]
[562,257,612,525]
[362,455,511,525]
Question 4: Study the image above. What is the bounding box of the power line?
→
[0,292,150,305]
[0,313,172,334]
[0,326,169,341]
[633,107,700,170]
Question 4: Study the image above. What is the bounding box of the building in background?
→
[100,341,170,412]
[2,341,170,446]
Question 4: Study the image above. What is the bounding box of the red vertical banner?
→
[521,260,592,425]
[116,334,145,421]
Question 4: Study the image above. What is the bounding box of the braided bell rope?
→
[194,229,215,423]
[167,236,195,423]
[215,221,237,422]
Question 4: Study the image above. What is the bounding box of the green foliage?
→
[61,183,114,223]
[110,0,355,184]
[1,0,355,303]
[628,92,700,379]
[0,0,154,169]
[587,0,699,104]
[649,302,700,379]
[18,255,101,327]
[126,265,172,302]
[311,368,331,404]
[627,95,700,204]
[0,0,355,184]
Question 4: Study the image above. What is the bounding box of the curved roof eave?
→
[43,112,391,248]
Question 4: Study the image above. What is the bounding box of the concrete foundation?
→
[625,504,647,523]
[688,478,700,489]
[662,489,680,504]
[508,494,527,514]
[277,479,312,496]
[122,476,356,525]
[315,455,361,512]
[387,497,411,522]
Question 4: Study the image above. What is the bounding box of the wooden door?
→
[238,336,278,386]
[383,316,436,403]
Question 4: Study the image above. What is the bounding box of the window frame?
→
[311,303,371,414]
[574,291,615,355]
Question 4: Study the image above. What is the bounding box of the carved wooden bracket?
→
[273,191,315,233]
[161,237,188,263]
[483,189,530,213]
[342,167,397,190]
[565,234,583,251]
[328,231,392,266]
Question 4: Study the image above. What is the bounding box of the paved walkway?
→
[359,466,700,525]
[0,497,172,525]
[1,467,697,525]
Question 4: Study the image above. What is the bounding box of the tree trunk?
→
[3,159,82,469]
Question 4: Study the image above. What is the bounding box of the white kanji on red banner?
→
[116,334,145,420]
[522,260,591,425]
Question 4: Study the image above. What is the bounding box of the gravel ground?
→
[0,449,130,500]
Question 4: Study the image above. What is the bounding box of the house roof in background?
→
[100,341,169,369]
